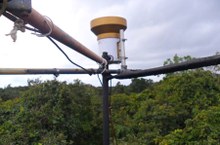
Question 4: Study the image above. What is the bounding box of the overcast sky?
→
[0,0,219,87]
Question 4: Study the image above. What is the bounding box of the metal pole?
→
[8,9,106,64]
[119,29,127,70]
[101,52,111,145]
[102,73,110,145]
[112,54,220,79]
[0,68,120,75]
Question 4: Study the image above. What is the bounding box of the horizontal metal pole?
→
[0,68,120,75]
[112,54,220,79]
[8,8,106,64]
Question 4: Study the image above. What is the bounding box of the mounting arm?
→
[3,1,106,65]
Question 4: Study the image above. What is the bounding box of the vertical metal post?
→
[101,52,111,145]
[119,29,127,70]
[102,73,110,145]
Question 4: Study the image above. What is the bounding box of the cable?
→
[97,74,103,86]
[0,0,7,17]
[24,25,93,75]
[47,36,93,75]
[3,11,93,76]
[3,12,94,76]
[97,58,108,86]
[27,26,93,75]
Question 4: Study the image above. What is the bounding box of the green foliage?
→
[0,97,22,125]
[0,80,102,145]
[163,54,196,76]
[112,82,127,94]
[111,69,220,144]
[1,61,220,145]
[163,54,194,66]
[0,85,28,100]
[112,78,154,95]
[158,106,220,145]
[128,78,153,93]
[0,97,23,145]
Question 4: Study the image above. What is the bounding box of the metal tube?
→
[0,68,120,75]
[9,8,106,64]
[112,54,220,79]
[102,73,110,145]
[119,29,127,69]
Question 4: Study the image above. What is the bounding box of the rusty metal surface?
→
[9,8,106,64]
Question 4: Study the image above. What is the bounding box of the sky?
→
[0,0,219,87]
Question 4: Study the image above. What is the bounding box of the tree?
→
[0,85,28,101]
[158,106,220,145]
[163,54,194,66]
[128,78,153,93]
[1,59,220,145]
[111,69,220,145]
[0,80,102,145]
[112,82,127,94]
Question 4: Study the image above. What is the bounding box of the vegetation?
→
[0,55,220,144]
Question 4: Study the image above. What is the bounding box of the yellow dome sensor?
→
[91,16,127,65]
[91,16,127,40]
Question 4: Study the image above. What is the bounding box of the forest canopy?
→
[0,55,220,144]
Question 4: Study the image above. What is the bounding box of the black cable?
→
[3,12,98,76]
[46,36,93,75]
[21,24,93,75]
[33,28,106,79]
[97,74,103,86]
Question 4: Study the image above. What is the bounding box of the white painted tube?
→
[119,29,127,69]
